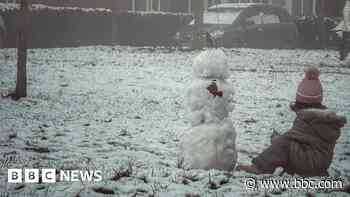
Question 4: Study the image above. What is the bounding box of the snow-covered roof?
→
[0,3,112,12]
[198,11,241,25]
[127,10,191,16]
[208,3,264,10]
[0,3,191,16]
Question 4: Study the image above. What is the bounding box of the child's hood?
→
[294,109,347,144]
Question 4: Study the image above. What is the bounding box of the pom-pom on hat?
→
[296,65,323,104]
[192,49,229,79]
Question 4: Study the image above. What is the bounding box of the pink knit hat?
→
[296,66,323,104]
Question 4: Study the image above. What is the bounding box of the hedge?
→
[0,4,192,48]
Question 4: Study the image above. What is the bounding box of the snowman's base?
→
[179,119,237,171]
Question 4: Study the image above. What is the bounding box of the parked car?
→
[174,3,298,49]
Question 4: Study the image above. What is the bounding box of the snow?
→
[185,79,234,125]
[0,3,112,12]
[0,3,191,16]
[0,46,349,196]
[199,3,247,25]
[208,3,263,10]
[180,49,237,171]
[127,10,192,16]
[192,49,229,79]
[201,11,241,25]
[180,120,237,171]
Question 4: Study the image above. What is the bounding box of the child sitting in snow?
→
[179,49,237,171]
[237,66,347,177]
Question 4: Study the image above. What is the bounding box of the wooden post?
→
[192,0,204,49]
[111,0,118,45]
[13,0,29,100]
[204,0,208,11]
[285,0,293,15]
[146,0,152,11]
[312,0,316,16]
[132,0,135,11]
[301,0,304,16]
[0,14,5,49]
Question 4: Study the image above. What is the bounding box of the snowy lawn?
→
[0,46,349,197]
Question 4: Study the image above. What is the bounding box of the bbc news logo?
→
[8,169,102,183]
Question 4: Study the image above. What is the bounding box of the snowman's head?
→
[192,49,229,80]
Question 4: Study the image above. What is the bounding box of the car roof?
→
[208,3,264,10]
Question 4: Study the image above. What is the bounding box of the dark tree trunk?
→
[13,0,30,100]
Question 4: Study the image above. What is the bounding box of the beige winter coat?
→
[284,109,347,177]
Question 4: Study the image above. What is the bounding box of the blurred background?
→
[0,0,347,49]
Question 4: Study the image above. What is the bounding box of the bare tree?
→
[11,0,30,100]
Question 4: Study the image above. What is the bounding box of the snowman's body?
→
[180,50,237,171]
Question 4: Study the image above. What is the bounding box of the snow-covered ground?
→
[0,46,349,197]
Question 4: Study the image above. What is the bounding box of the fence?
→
[0,4,191,48]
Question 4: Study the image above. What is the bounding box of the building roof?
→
[0,3,111,12]
[208,3,264,10]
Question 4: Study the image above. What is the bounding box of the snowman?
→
[179,49,237,171]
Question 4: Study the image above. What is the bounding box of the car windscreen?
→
[190,10,241,25]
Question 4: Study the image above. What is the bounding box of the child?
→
[237,66,347,177]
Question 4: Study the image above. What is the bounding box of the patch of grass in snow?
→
[110,159,137,182]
